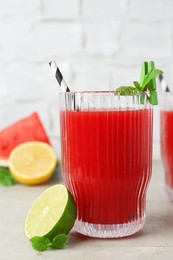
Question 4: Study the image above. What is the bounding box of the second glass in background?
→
[160,93,173,200]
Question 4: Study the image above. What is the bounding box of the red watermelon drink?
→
[59,91,153,238]
[161,109,173,200]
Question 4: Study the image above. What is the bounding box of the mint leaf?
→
[141,69,163,90]
[133,81,142,91]
[30,234,69,252]
[0,167,15,186]
[147,61,156,91]
[115,86,138,96]
[30,236,51,252]
[51,234,68,249]
[115,61,163,105]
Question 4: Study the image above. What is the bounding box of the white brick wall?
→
[0,0,40,16]
[0,17,34,61]
[72,58,110,91]
[33,22,82,60]
[82,0,127,19]
[121,22,172,59]
[83,21,120,55]
[43,0,79,20]
[129,0,173,21]
[0,0,173,160]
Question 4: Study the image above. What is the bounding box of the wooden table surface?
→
[1,161,173,260]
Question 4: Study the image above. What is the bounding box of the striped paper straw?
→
[159,74,171,93]
[49,61,70,92]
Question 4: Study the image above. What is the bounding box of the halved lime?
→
[25,184,77,240]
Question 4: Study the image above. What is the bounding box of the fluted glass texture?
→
[160,94,173,200]
[59,91,153,238]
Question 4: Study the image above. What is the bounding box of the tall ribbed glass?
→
[59,91,153,238]
[160,94,173,200]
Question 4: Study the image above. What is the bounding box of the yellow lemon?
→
[8,142,57,185]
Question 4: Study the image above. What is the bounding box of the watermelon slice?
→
[0,112,51,166]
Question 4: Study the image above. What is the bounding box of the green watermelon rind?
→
[0,159,8,167]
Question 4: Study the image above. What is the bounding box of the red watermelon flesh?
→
[0,112,51,162]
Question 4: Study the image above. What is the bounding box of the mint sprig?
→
[30,236,51,252]
[115,65,163,105]
[115,86,138,96]
[51,234,68,249]
[30,234,68,252]
[141,69,163,90]
[0,166,15,186]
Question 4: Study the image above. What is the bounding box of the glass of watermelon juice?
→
[160,94,173,200]
[59,91,153,238]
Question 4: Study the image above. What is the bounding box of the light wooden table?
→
[1,161,173,260]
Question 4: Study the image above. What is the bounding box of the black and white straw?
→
[49,61,70,92]
[159,74,171,93]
